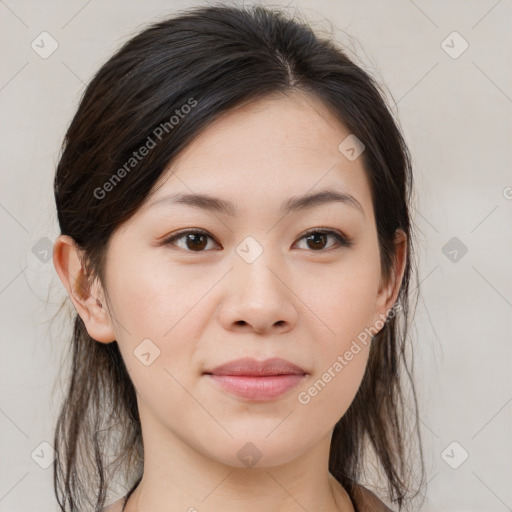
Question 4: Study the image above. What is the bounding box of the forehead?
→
[144,91,373,219]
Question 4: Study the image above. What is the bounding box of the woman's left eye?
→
[162,228,352,252]
[294,229,352,251]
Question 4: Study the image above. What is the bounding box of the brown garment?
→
[351,483,395,512]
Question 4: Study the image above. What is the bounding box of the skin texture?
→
[53,91,406,512]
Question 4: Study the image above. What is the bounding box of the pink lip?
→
[204,357,308,401]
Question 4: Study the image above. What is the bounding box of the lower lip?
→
[206,374,306,401]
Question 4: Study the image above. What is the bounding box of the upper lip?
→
[204,357,307,376]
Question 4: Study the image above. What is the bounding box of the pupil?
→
[307,233,326,250]
[188,233,207,250]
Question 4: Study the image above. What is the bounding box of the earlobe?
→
[52,235,116,344]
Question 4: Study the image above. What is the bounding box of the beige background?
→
[0,0,511,510]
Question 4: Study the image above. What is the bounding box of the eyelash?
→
[162,227,353,253]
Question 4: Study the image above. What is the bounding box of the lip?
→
[204,357,308,401]
[205,357,307,376]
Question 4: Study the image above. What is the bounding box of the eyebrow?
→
[148,188,365,217]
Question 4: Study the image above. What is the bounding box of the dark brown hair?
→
[52,3,425,510]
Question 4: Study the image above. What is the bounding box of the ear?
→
[52,234,116,343]
[373,229,407,328]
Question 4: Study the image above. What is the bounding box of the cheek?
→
[105,249,207,341]
[304,253,381,346]
[300,346,370,436]
[104,252,210,400]
[297,279,373,421]
[296,248,379,410]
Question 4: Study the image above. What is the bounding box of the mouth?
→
[203,357,308,401]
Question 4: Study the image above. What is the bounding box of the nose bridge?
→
[233,235,284,303]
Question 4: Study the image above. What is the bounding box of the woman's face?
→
[78,92,402,469]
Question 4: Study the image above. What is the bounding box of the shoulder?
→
[99,496,126,512]
[351,483,396,512]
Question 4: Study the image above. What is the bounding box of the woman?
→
[51,4,425,511]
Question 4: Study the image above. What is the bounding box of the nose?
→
[217,250,298,335]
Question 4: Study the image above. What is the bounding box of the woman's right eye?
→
[162,229,220,252]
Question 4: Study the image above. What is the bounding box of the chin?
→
[204,435,310,470]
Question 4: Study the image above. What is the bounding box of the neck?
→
[124,472,353,512]
[122,415,353,512]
